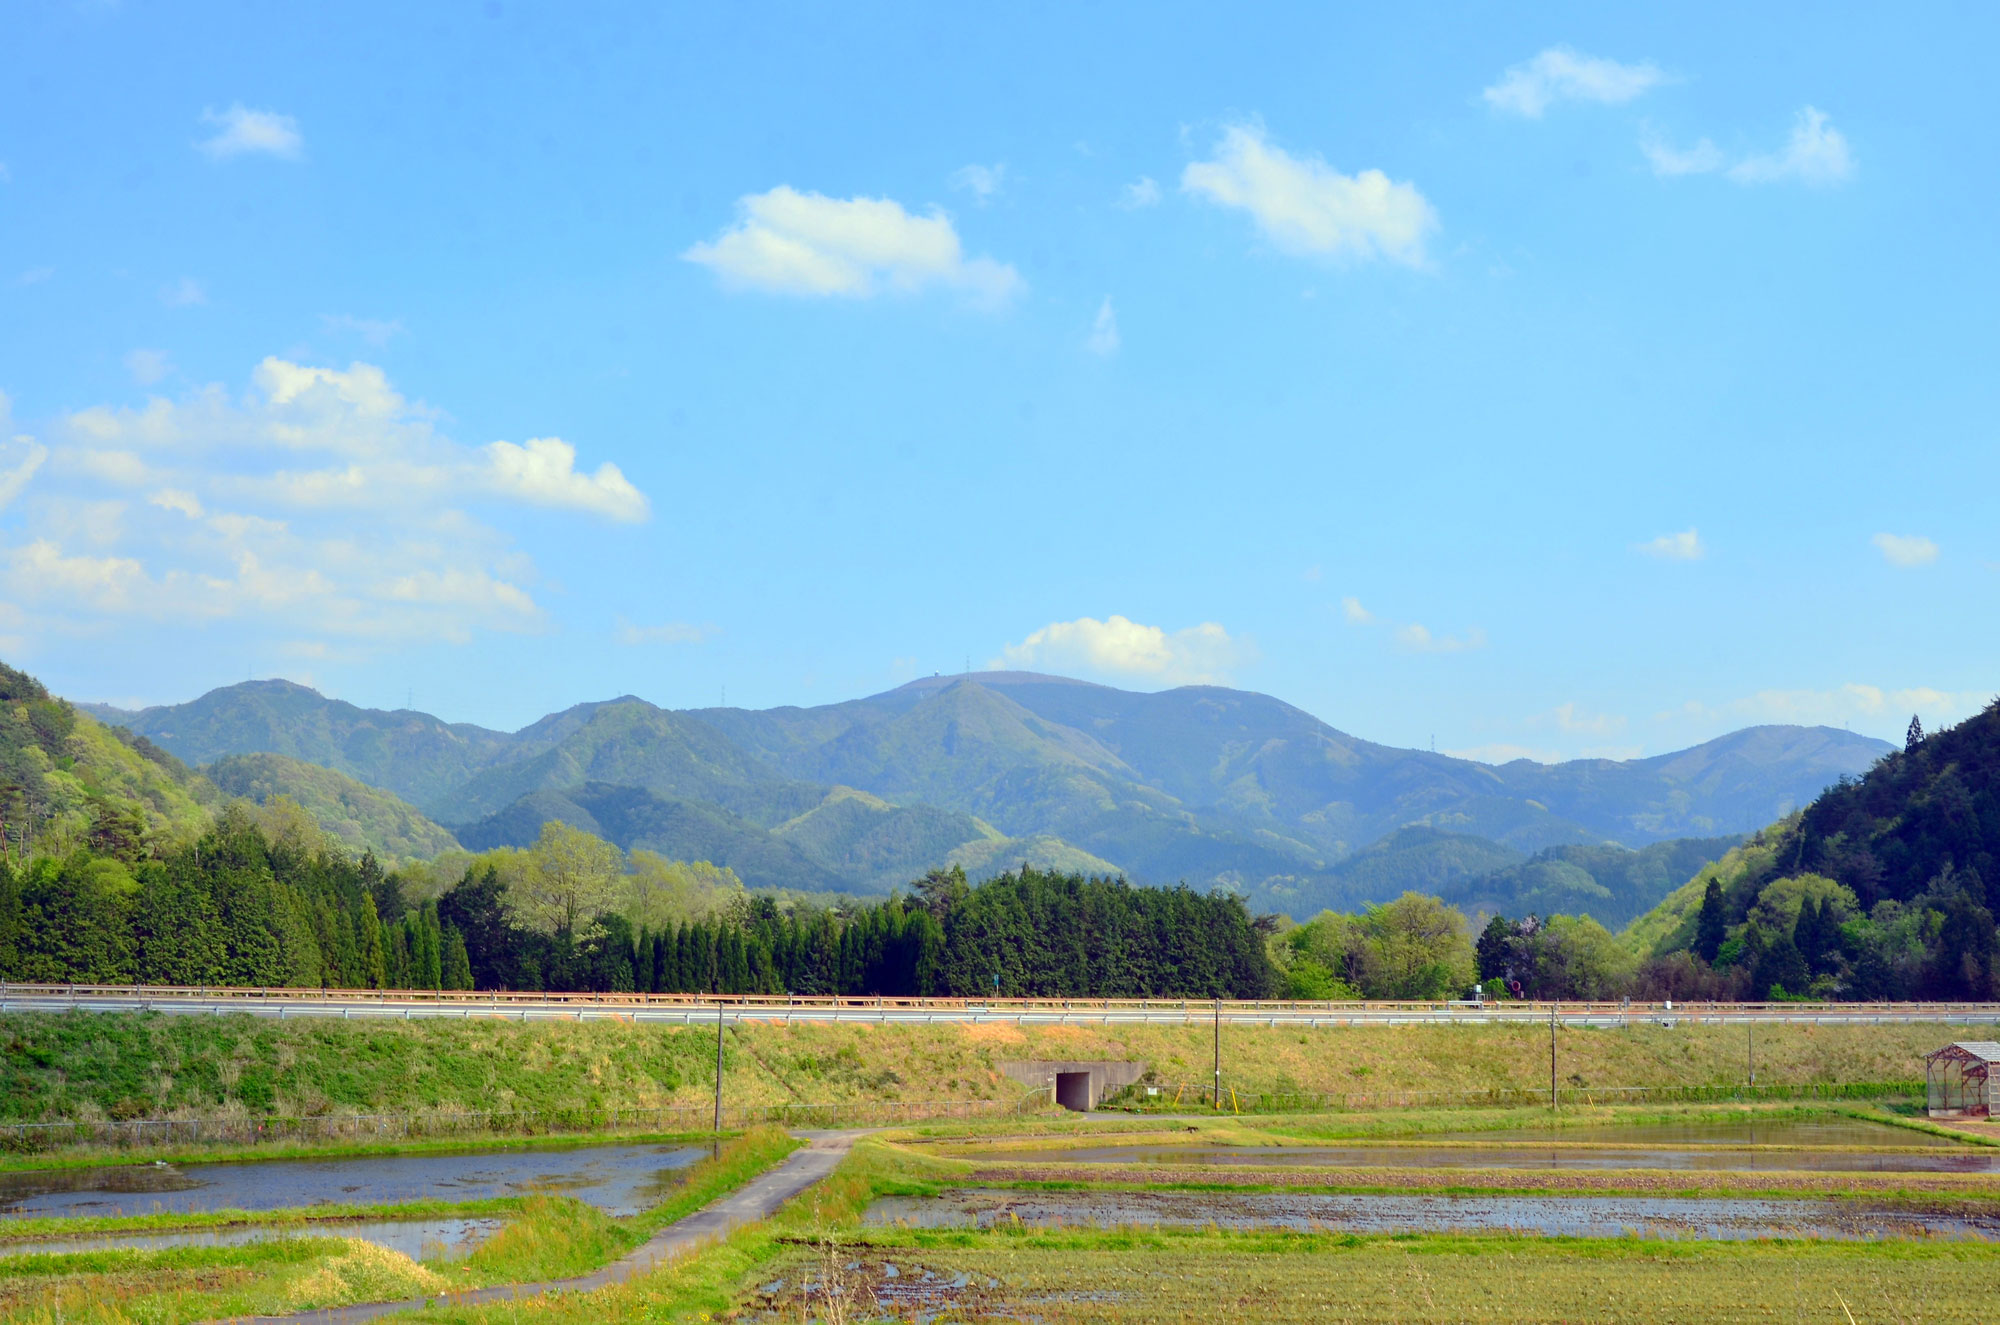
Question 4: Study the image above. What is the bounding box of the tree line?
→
[0,810,1277,998]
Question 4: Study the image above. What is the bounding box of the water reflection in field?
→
[866,1188,2000,1241]
[945,1141,1999,1173]
[0,1216,502,1261]
[0,1143,708,1219]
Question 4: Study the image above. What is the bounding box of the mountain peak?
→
[883,670,1110,697]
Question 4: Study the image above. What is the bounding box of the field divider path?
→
[211,1129,871,1325]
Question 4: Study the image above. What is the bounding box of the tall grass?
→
[3,1010,1966,1140]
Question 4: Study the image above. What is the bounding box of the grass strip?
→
[0,1129,730,1175]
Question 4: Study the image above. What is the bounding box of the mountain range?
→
[85,670,1893,918]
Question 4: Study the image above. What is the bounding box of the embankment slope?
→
[0,1012,1952,1124]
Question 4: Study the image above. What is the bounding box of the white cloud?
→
[322,314,406,346]
[1542,702,1628,737]
[161,277,206,307]
[996,614,1250,686]
[483,437,649,523]
[6,540,147,612]
[5,357,649,644]
[197,104,303,160]
[125,348,172,386]
[615,618,718,646]
[1872,532,1938,568]
[1085,297,1120,357]
[1638,528,1705,560]
[379,568,535,618]
[57,448,158,485]
[949,163,1006,202]
[1181,124,1436,267]
[1641,130,1726,178]
[1729,107,1854,186]
[1342,595,1483,653]
[684,186,1023,308]
[1396,623,1487,653]
[0,439,47,509]
[17,266,53,286]
[148,488,204,519]
[1122,177,1162,208]
[1484,47,1666,118]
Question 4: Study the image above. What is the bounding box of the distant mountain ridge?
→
[91,671,1893,916]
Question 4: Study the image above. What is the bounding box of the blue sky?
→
[2,3,1994,759]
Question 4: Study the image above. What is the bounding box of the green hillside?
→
[453,783,852,893]
[770,787,990,890]
[1298,826,1525,915]
[430,697,809,825]
[205,752,461,863]
[1,661,211,858]
[1443,834,1744,931]
[1622,700,2000,999]
[94,678,509,808]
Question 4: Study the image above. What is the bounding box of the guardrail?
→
[1115,1080,1921,1115]
[6,982,2000,1025]
[0,1096,1050,1156]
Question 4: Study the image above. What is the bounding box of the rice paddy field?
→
[7,1008,2000,1321]
[720,1103,2000,1323]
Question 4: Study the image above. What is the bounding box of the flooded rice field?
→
[1427,1120,1955,1147]
[0,1142,711,1219]
[0,1216,502,1261]
[941,1118,1997,1173]
[865,1188,2000,1241]
[943,1141,2000,1173]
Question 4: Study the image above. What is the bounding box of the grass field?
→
[743,1234,2000,1323]
[0,1010,1957,1130]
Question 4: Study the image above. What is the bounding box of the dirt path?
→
[223,1130,870,1325]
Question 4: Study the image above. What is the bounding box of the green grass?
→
[751,1233,2000,1323]
[0,1128,727,1176]
[1,1010,1965,1134]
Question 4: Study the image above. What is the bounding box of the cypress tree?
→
[441,925,474,990]
[1695,877,1727,964]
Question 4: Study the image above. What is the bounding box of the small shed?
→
[1925,1042,2000,1119]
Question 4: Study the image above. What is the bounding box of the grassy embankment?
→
[0,1126,798,1324]
[2,1010,1950,1136]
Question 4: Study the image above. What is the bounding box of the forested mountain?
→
[2,662,212,860]
[205,753,461,864]
[93,670,1889,913]
[1627,702,2000,1000]
[1440,835,1745,932]
[85,680,509,809]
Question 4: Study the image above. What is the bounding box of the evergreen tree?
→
[441,924,474,990]
[1907,714,1925,749]
[136,860,224,985]
[1695,876,1728,964]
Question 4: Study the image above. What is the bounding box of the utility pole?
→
[1213,999,1222,1109]
[1747,1022,1756,1088]
[1549,1002,1558,1112]
[714,1002,725,1132]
